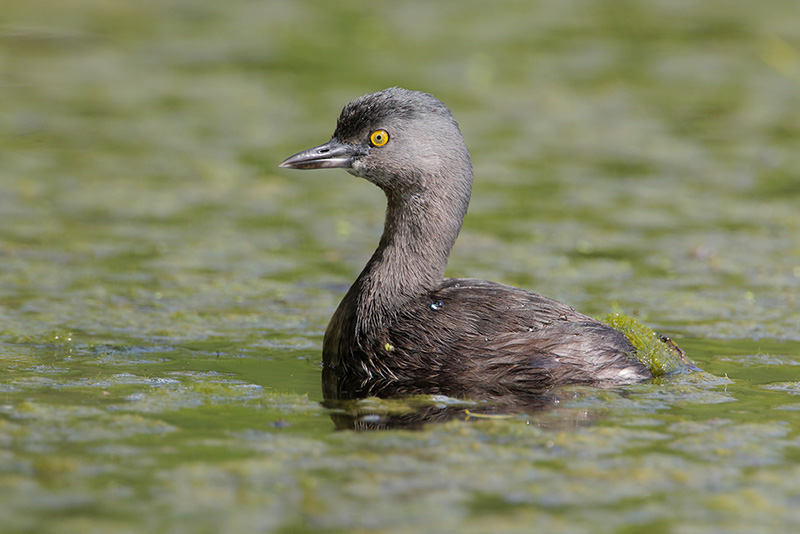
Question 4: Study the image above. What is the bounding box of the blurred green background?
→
[2,1,800,533]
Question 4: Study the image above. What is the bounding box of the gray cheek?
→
[349,158,376,179]
[346,160,365,177]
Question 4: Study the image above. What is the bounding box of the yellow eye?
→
[369,129,390,147]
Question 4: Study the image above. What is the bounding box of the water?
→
[2,0,800,532]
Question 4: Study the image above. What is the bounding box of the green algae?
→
[601,312,693,376]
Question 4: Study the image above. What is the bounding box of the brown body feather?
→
[323,278,649,401]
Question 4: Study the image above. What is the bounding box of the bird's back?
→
[323,278,651,401]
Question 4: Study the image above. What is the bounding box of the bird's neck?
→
[348,181,470,336]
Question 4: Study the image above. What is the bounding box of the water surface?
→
[2,0,800,532]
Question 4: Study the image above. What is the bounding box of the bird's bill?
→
[279,138,358,170]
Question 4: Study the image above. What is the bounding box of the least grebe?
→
[280,88,651,401]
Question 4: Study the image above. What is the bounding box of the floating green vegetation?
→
[601,313,694,377]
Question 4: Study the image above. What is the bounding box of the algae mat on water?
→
[2,0,800,532]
